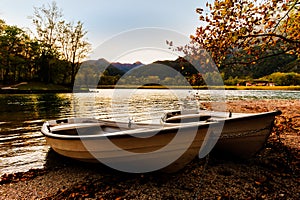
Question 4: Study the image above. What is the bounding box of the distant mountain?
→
[80,59,146,76]
[81,58,110,68]
[154,57,198,76]
[111,61,144,73]
[80,58,125,76]
[124,63,180,79]
[220,53,298,79]
[82,56,299,80]
[280,59,300,73]
[81,58,197,77]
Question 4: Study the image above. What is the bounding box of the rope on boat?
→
[219,125,272,139]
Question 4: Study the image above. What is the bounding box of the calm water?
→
[0,89,299,175]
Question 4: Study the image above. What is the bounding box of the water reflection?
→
[0,93,72,175]
[0,94,71,122]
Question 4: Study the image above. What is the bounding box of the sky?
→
[0,0,208,63]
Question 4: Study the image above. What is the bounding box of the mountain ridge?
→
[82,55,299,79]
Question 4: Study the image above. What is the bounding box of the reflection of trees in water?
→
[35,93,71,119]
[0,95,35,122]
[0,94,72,122]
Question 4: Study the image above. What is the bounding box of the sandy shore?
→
[0,99,299,199]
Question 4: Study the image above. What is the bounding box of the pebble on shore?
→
[0,100,299,199]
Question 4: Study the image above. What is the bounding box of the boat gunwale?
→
[41,110,281,140]
[41,120,214,140]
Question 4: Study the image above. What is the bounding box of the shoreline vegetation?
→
[101,85,300,90]
[0,100,299,199]
[0,82,300,93]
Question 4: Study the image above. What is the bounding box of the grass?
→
[16,82,71,91]
[223,85,300,90]
[98,85,300,90]
[9,82,300,91]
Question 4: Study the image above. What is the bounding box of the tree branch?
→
[238,33,300,44]
[224,49,294,66]
[272,0,300,33]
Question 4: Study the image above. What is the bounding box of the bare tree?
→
[57,21,91,84]
[32,1,91,84]
[32,1,62,51]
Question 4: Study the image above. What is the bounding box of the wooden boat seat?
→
[50,123,126,136]
[165,114,211,123]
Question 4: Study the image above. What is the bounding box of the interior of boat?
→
[163,110,212,123]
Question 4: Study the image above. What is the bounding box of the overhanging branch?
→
[223,49,294,66]
[272,0,300,33]
[238,33,300,45]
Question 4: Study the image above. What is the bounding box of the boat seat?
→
[165,114,211,123]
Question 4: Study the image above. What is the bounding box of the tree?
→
[0,19,45,84]
[57,21,91,84]
[32,1,91,84]
[0,24,29,83]
[191,0,300,67]
[32,1,62,51]
[22,39,42,81]
[32,1,62,83]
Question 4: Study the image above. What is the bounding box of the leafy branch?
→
[190,0,300,67]
[238,33,300,45]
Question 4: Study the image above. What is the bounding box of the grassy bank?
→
[223,85,300,90]
[2,82,300,92]
[16,82,71,90]
[98,85,300,90]
[0,82,72,94]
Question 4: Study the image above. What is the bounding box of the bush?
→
[266,72,300,86]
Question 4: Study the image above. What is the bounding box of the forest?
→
[0,0,299,87]
[0,1,90,86]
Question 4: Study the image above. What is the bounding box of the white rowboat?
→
[41,110,281,172]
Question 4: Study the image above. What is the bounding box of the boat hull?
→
[42,121,211,172]
[163,110,280,159]
[214,112,276,158]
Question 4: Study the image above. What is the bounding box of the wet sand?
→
[0,100,299,199]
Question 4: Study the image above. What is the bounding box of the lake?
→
[0,89,299,175]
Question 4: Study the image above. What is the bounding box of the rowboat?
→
[41,110,281,172]
[41,116,214,173]
[163,110,282,159]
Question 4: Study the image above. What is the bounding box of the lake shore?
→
[0,100,299,199]
[1,81,300,93]
[96,85,300,90]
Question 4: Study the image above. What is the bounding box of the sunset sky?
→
[0,0,208,63]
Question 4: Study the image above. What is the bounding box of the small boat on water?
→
[41,110,281,172]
